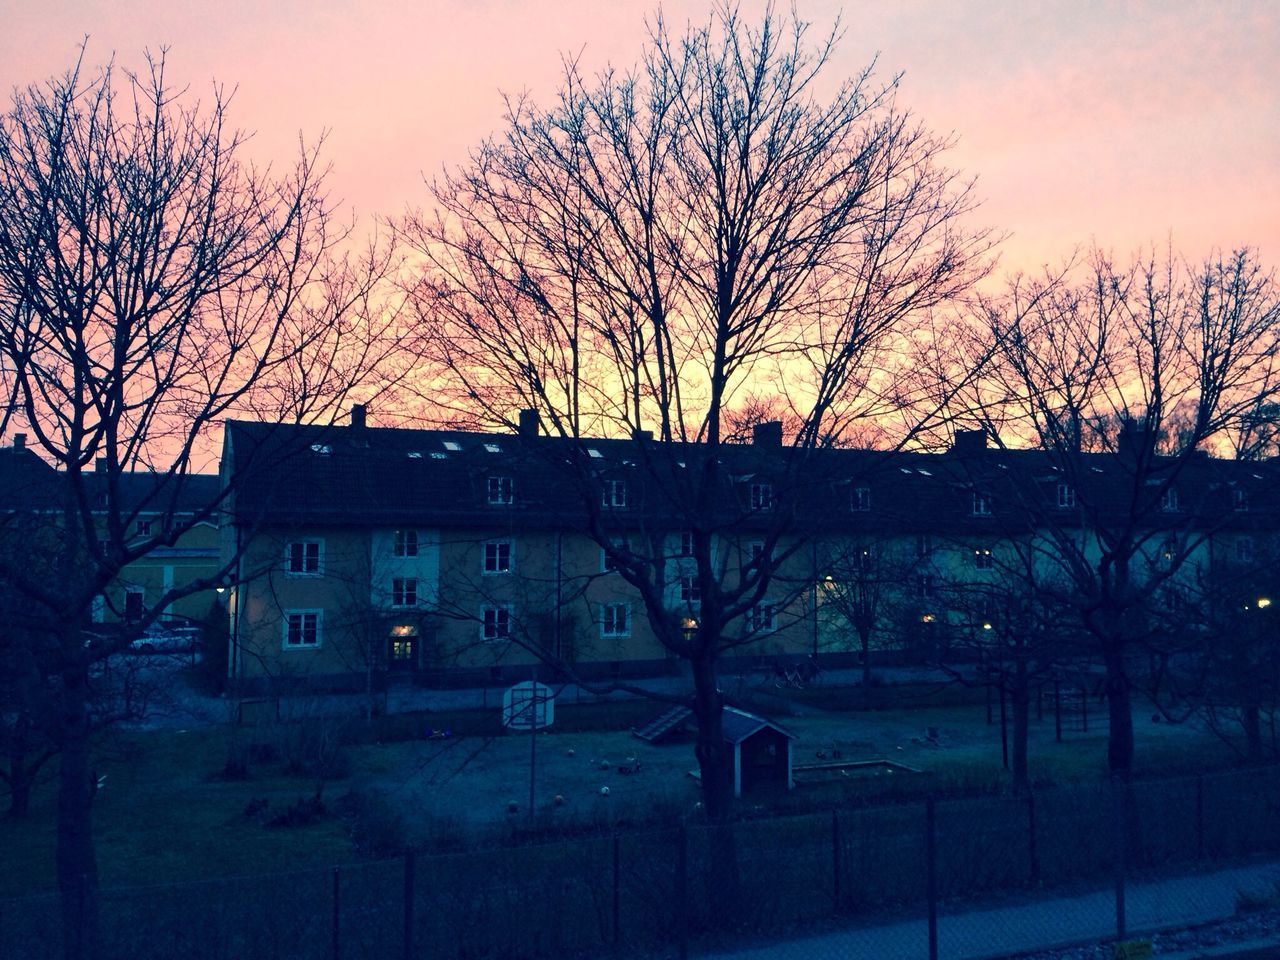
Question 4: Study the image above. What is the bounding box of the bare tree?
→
[403,6,994,818]
[0,50,402,958]
[971,247,1280,781]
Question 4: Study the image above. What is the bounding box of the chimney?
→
[13,434,25,450]
[952,429,988,457]
[632,428,653,442]
[517,408,540,438]
[752,421,783,447]
[350,404,367,430]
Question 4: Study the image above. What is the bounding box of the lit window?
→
[487,476,514,505]
[852,487,871,512]
[972,492,992,516]
[285,541,322,575]
[284,611,321,648]
[1160,488,1179,513]
[392,578,418,607]
[748,603,776,632]
[484,540,513,574]
[974,548,993,571]
[750,483,773,511]
[482,606,511,642]
[394,530,419,557]
[602,479,628,509]
[680,576,701,606]
[1057,484,1076,509]
[601,603,630,638]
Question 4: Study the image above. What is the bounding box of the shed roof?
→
[721,706,796,745]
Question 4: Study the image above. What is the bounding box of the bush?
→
[340,789,408,857]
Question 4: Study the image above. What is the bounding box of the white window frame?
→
[392,578,418,607]
[748,603,776,633]
[283,610,322,649]
[852,487,871,512]
[1057,484,1076,509]
[285,540,324,576]
[972,492,993,516]
[487,476,514,505]
[601,479,628,509]
[483,539,513,575]
[679,531,694,557]
[680,575,701,607]
[601,603,631,638]
[1160,488,1179,513]
[601,537,628,574]
[394,529,419,557]
[481,605,512,643]
[750,483,774,511]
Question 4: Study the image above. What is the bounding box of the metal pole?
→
[612,832,621,946]
[926,799,938,960]
[677,825,689,960]
[1027,791,1039,884]
[332,867,341,960]
[832,809,842,911]
[403,851,415,960]
[1112,777,1126,941]
[999,684,1009,770]
[1054,678,1062,742]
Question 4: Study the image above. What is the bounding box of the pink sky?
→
[1,1,1277,274]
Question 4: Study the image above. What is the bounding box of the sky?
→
[0,1,1276,276]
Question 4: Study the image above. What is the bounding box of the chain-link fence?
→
[5,765,1280,960]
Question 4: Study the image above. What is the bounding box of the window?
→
[974,548,993,571]
[601,479,628,509]
[1236,537,1254,564]
[1160,488,1179,513]
[602,538,628,573]
[482,606,511,642]
[852,487,871,512]
[972,491,993,516]
[124,589,144,622]
[394,530,419,557]
[487,476,514,505]
[748,603,776,632]
[1057,484,1076,509]
[750,483,773,511]
[680,575,701,607]
[286,540,322,575]
[916,535,933,559]
[1158,539,1177,573]
[392,578,418,607]
[601,603,630,638]
[748,541,766,568]
[484,442,502,454]
[442,440,462,452]
[915,575,934,600]
[484,540,513,574]
[1234,488,1249,512]
[679,531,695,557]
[284,611,321,648]
[135,519,152,537]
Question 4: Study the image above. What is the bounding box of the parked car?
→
[130,618,203,655]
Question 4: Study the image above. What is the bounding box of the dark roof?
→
[721,707,795,745]
[222,418,1280,536]
[0,446,61,510]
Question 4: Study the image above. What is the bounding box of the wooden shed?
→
[721,707,795,798]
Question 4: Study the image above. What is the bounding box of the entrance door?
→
[388,636,417,671]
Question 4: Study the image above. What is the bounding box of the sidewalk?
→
[701,860,1280,960]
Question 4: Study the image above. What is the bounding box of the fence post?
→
[926,798,938,960]
[1112,777,1126,941]
[999,686,1009,770]
[677,825,689,960]
[1054,678,1062,742]
[1195,775,1205,861]
[1026,791,1040,884]
[612,832,621,947]
[832,809,842,912]
[403,851,416,960]
[332,867,341,960]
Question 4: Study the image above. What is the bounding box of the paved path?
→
[700,860,1280,959]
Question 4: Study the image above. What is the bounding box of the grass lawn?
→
[0,684,1247,898]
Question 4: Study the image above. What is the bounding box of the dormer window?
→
[310,443,332,455]
[1057,484,1076,509]
[443,440,462,452]
[602,479,628,509]
[972,491,993,516]
[1160,488,1179,513]
[750,483,774,511]
[484,442,502,454]
[487,476,514,505]
[852,487,871,512]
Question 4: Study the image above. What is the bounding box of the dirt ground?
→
[362,696,1223,839]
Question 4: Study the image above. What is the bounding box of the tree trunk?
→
[57,666,98,960]
[6,757,32,818]
[1011,681,1030,794]
[857,626,873,686]
[1241,703,1263,762]
[1103,645,1134,780]
[690,653,733,820]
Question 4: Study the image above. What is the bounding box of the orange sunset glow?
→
[2,0,1275,273]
